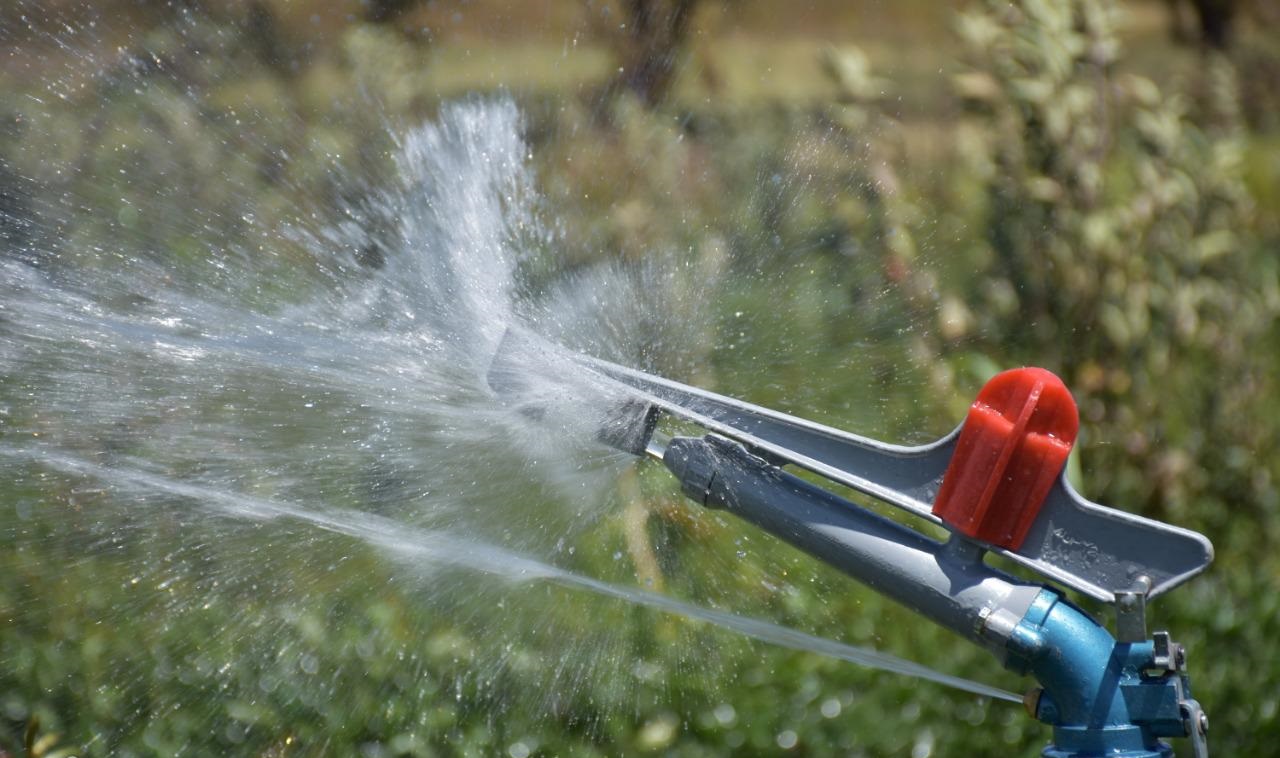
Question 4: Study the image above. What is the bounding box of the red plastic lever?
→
[932,368,1079,551]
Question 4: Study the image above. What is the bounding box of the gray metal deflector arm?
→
[662,434,1042,659]
[582,356,1213,604]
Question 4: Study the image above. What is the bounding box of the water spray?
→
[490,327,1213,758]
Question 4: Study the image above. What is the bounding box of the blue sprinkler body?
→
[1009,592,1203,757]
[487,329,1213,757]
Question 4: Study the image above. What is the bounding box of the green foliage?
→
[941,2,1280,750]
[950,0,1275,516]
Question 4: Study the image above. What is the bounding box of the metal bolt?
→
[1198,711,1209,734]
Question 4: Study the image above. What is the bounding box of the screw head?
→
[1198,711,1209,734]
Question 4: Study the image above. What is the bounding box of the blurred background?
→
[2,0,1279,756]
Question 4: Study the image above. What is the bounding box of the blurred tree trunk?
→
[1191,0,1237,48]
[244,1,289,73]
[1163,0,1198,43]
[609,0,701,107]
[364,0,423,24]
[138,0,206,12]
[0,159,32,256]
[1167,0,1238,48]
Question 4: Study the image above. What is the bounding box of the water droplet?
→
[776,730,798,749]
[911,728,936,758]
[713,703,736,726]
[299,653,319,675]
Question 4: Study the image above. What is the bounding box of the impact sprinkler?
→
[489,329,1213,758]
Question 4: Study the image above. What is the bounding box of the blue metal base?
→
[1008,591,1193,758]
[1042,731,1172,758]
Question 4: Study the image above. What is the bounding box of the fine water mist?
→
[1,12,1020,746]
[1,444,1017,706]
[3,100,636,546]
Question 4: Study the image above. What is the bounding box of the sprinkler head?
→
[486,327,660,457]
[594,397,661,457]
